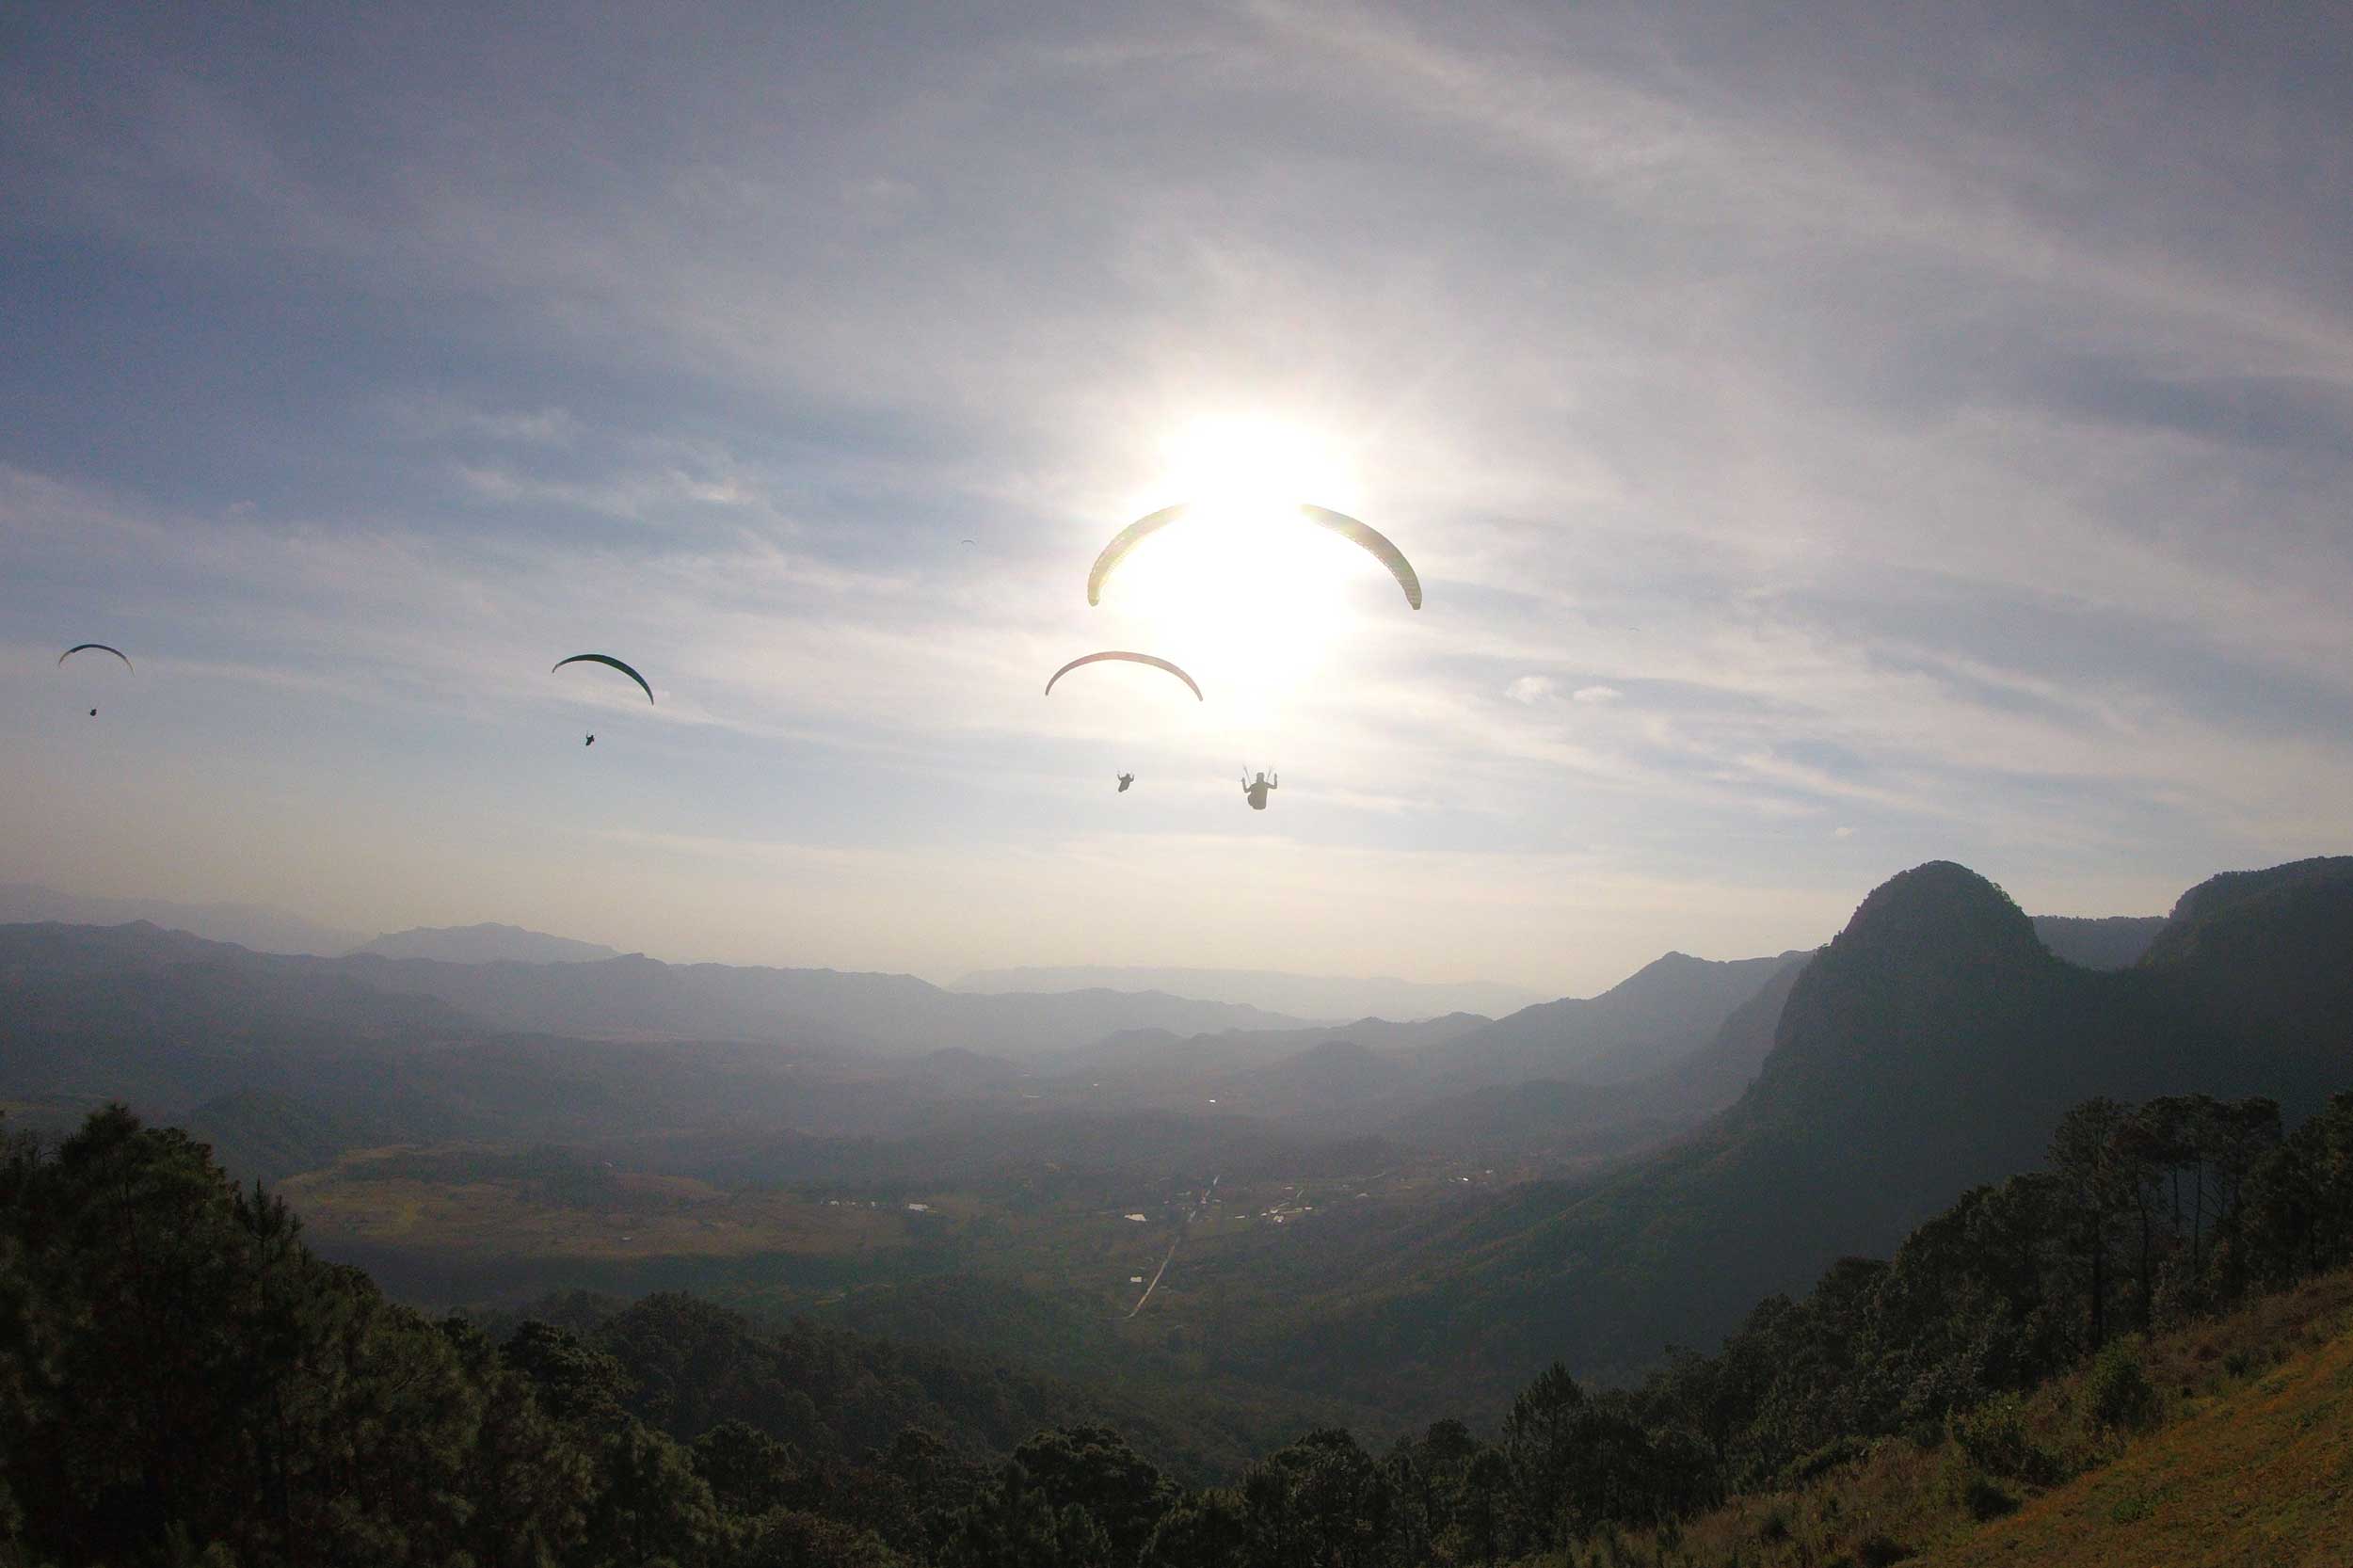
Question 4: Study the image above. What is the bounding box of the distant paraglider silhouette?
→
[1116,772,1135,792]
[1242,770,1278,811]
[584,734,596,747]
[1044,651,1204,702]
[1086,503,1422,609]
[552,654,655,704]
[60,643,133,716]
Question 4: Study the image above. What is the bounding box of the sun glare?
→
[1106,418,1369,724]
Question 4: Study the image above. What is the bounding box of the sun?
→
[1103,417,1369,722]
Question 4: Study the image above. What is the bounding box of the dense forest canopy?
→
[6,1086,2351,1566]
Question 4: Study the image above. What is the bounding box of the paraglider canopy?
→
[1086,503,1421,610]
[1044,651,1204,702]
[552,654,654,704]
[58,643,133,670]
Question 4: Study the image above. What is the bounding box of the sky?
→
[4,1,2351,995]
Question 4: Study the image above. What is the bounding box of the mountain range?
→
[353,923,624,964]
[0,882,368,957]
[1223,856,2353,1414]
[952,966,1546,1022]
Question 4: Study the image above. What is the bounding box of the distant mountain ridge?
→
[2028,912,2166,969]
[356,923,621,964]
[0,921,1315,1073]
[1424,950,1815,1091]
[951,965,1545,1021]
[0,882,365,956]
[1238,856,2353,1415]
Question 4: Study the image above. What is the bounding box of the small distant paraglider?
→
[1086,503,1423,609]
[59,643,133,715]
[553,655,650,750]
[1242,769,1278,811]
[1116,772,1135,792]
[552,653,655,703]
[1044,651,1204,702]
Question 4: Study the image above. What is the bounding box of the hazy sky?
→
[5,2,2350,994]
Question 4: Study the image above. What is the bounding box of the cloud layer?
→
[5,1,2349,992]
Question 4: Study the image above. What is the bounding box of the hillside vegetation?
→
[8,1074,2352,1566]
[1609,1267,2353,1568]
[1939,1296,2353,1565]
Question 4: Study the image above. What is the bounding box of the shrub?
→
[1952,1395,2057,1484]
[1782,1436,1873,1487]
[2088,1340,2157,1432]
[1857,1532,1913,1566]
[1756,1504,1791,1544]
[1960,1477,2017,1522]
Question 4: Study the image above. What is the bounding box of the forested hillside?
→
[8,1079,2351,1566]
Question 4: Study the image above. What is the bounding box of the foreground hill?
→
[1623,1266,2353,1567]
[1931,1306,2353,1565]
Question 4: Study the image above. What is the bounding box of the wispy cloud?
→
[5,2,2350,989]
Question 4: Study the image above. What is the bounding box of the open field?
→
[280,1145,913,1262]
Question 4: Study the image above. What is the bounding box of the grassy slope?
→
[1623,1270,2353,1568]
[1927,1304,2353,1567]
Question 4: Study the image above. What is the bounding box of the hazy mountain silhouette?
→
[1241,857,2353,1410]
[0,921,479,1109]
[2141,854,2353,965]
[1025,951,1821,1147]
[0,922,1318,1110]
[1417,951,1814,1091]
[1385,956,1812,1162]
[331,952,1310,1057]
[355,922,622,964]
[1038,1013,1487,1091]
[0,882,365,956]
[2029,912,2167,968]
[952,965,1545,1021]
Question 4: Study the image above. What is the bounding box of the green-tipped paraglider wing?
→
[552,653,655,704]
[1085,504,1191,607]
[58,643,134,671]
[1085,503,1422,609]
[1296,504,1421,609]
[1044,651,1204,702]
